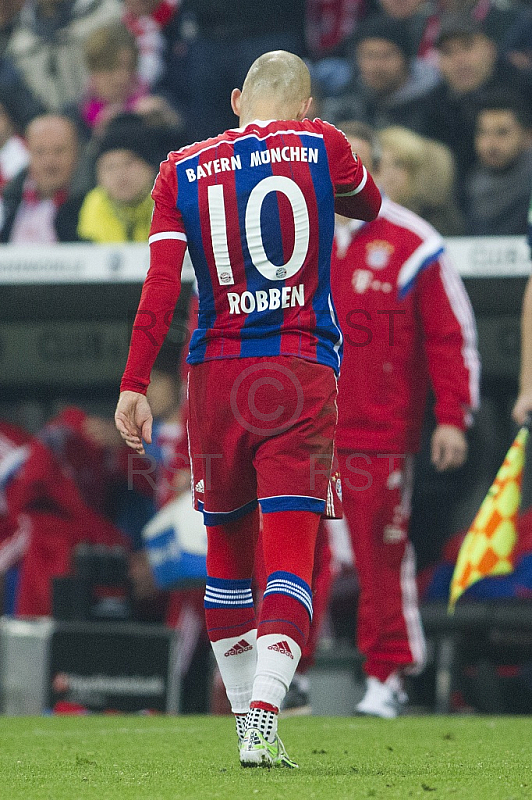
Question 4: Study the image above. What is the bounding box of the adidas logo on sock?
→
[224,639,253,657]
[267,640,294,659]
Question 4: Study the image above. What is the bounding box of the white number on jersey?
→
[208,175,310,286]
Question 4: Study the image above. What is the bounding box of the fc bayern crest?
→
[366,240,394,270]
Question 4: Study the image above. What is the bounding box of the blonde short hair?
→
[84,22,138,72]
[378,125,456,208]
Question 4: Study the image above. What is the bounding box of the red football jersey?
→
[121,117,380,393]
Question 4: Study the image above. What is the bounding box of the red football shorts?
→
[187,356,338,525]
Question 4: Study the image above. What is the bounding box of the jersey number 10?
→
[208,175,310,286]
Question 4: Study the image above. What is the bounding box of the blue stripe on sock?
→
[263,570,313,619]
[204,576,254,609]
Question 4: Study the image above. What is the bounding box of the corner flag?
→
[448,423,530,613]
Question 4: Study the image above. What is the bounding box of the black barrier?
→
[47,621,179,713]
[0,281,193,389]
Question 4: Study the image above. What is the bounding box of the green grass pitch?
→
[1,715,531,800]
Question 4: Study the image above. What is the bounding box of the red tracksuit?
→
[331,196,480,681]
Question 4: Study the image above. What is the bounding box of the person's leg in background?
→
[338,451,426,718]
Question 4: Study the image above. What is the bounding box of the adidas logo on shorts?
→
[195,479,204,493]
[267,640,294,658]
[224,639,253,657]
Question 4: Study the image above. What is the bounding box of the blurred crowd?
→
[0,0,532,241]
[1,0,532,714]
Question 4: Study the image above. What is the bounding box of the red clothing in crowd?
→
[0,414,129,617]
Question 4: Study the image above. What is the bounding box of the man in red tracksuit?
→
[331,121,480,717]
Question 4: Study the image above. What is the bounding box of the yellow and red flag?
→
[448,424,530,613]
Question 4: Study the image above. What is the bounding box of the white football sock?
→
[210,628,257,714]
[251,633,302,712]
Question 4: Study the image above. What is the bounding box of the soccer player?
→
[115,51,381,767]
[331,121,479,717]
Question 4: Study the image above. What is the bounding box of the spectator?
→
[0,1,25,56]
[419,13,532,204]
[0,55,46,131]
[464,91,532,236]
[77,113,161,243]
[6,0,122,111]
[122,0,181,89]
[62,19,184,193]
[64,22,148,142]
[377,125,464,235]
[376,1,528,64]
[437,0,525,48]
[306,0,370,60]
[0,113,83,243]
[321,14,438,130]
[502,8,532,73]
[171,1,308,141]
[374,0,442,65]
[331,120,479,717]
[0,101,29,229]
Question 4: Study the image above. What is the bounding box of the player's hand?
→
[511,394,532,427]
[431,424,467,472]
[115,391,153,455]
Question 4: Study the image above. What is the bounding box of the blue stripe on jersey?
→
[175,158,214,363]
[308,141,343,373]
[232,135,284,359]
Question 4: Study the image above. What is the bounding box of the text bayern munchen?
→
[185,147,319,182]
